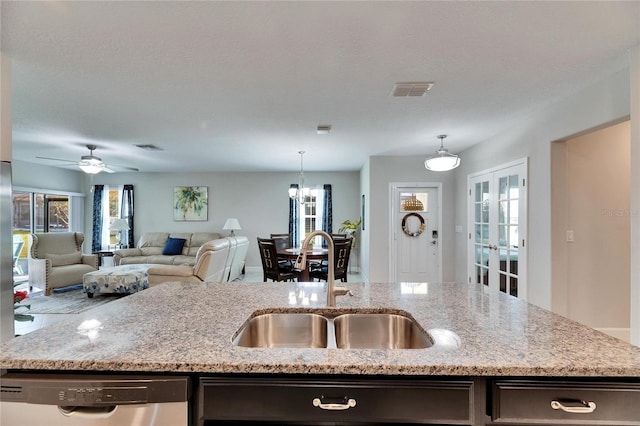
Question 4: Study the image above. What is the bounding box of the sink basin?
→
[232,313,328,348]
[334,313,433,349]
[233,310,433,349]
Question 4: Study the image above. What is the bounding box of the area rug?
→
[24,286,122,314]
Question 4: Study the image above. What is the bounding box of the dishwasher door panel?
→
[1,400,188,426]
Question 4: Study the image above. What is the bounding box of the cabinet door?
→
[492,380,640,424]
[199,377,474,425]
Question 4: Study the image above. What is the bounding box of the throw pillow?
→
[46,252,82,267]
[162,237,187,255]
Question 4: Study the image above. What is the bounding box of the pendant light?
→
[401,194,424,211]
[424,134,460,172]
[288,151,309,205]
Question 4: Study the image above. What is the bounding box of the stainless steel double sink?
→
[232,309,434,349]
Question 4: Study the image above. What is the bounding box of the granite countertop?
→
[2,281,640,376]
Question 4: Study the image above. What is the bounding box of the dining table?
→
[276,247,329,281]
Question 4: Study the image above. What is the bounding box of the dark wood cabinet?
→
[491,379,640,425]
[198,376,475,425]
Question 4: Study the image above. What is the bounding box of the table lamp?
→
[109,218,130,248]
[223,218,241,237]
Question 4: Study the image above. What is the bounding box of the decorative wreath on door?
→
[401,213,426,237]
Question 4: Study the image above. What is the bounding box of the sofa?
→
[113,232,221,266]
[146,236,249,285]
[28,232,99,296]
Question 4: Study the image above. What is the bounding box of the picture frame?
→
[173,186,208,221]
[361,194,366,231]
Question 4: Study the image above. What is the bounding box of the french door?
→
[468,160,527,298]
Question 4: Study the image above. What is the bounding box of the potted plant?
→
[338,218,362,235]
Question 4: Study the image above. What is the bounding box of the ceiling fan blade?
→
[35,156,77,164]
[107,164,139,172]
[102,166,116,173]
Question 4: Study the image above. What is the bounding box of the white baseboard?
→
[594,327,630,343]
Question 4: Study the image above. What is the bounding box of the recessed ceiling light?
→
[391,82,434,97]
[317,125,331,135]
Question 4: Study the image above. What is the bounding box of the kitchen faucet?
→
[294,230,351,307]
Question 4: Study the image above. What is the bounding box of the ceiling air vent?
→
[135,144,163,151]
[391,82,434,97]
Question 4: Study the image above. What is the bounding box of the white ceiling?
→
[2,1,639,173]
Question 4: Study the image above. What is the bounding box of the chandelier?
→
[288,151,310,205]
[424,134,460,172]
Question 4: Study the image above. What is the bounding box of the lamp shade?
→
[424,154,460,171]
[424,134,460,172]
[109,218,130,231]
[223,218,241,231]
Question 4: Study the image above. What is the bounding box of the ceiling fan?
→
[36,144,139,174]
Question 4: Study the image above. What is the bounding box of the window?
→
[12,189,78,278]
[100,185,125,249]
[13,191,70,233]
[297,188,325,248]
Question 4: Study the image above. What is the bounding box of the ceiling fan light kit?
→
[424,135,461,172]
[78,160,105,174]
[78,145,106,174]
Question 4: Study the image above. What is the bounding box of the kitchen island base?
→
[195,375,640,425]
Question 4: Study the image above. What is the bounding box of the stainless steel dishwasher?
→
[0,373,190,426]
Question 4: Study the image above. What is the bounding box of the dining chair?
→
[257,237,300,282]
[270,233,293,269]
[309,237,352,283]
[311,234,349,270]
[270,233,292,248]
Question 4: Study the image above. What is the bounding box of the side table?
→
[93,250,115,267]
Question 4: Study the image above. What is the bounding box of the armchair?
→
[28,232,98,296]
[146,238,232,285]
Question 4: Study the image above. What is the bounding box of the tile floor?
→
[13,269,364,336]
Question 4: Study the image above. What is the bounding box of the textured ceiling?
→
[2,1,639,173]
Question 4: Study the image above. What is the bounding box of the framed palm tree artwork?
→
[173,186,208,221]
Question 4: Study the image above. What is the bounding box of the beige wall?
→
[552,120,630,332]
[86,170,361,270]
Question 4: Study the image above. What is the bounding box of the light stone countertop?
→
[2,281,640,376]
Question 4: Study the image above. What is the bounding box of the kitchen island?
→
[2,281,640,425]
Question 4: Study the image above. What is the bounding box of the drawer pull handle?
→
[313,397,356,410]
[551,399,596,414]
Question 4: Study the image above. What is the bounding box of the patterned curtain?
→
[288,184,299,248]
[91,185,104,252]
[322,184,333,234]
[120,184,134,248]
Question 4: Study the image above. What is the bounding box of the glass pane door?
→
[497,173,521,297]
[468,161,527,299]
[470,177,491,287]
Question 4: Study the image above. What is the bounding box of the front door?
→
[390,184,441,283]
